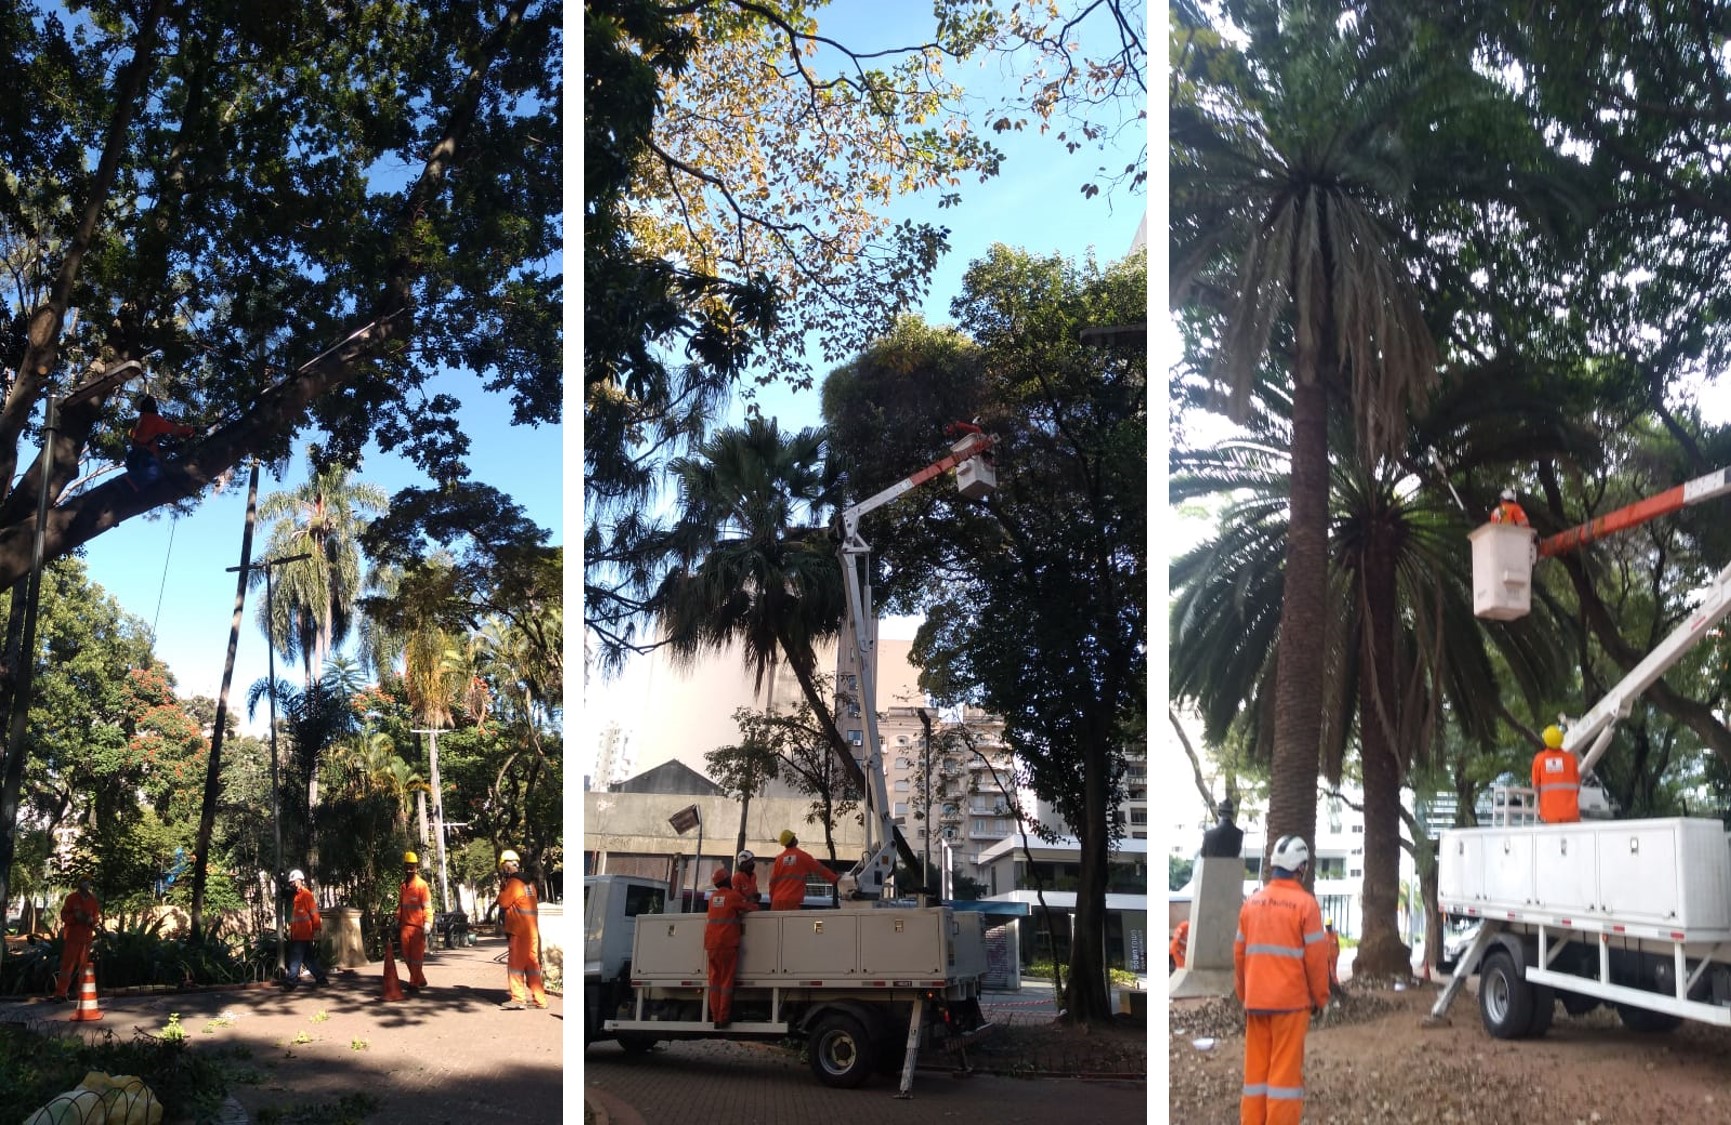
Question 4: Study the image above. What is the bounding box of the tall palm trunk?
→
[1267,376,1330,876]
[1355,515,1409,975]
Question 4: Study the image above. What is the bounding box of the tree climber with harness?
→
[125,394,197,489]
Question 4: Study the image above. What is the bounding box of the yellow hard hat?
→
[778,829,796,847]
[403,851,419,865]
[1543,725,1565,749]
[498,849,521,868]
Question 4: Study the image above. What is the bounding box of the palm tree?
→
[650,416,874,825]
[255,451,390,687]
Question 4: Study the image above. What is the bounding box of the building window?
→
[1128,809,1147,826]
[897,736,910,745]
[1349,868,1363,878]
[893,802,908,816]
[848,730,863,745]
[894,779,910,793]
[1314,857,1345,880]
[1351,824,1364,834]
[895,757,910,770]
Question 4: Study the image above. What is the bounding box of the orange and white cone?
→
[69,962,104,1022]
[380,937,405,1002]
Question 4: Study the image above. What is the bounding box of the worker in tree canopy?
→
[1489,488,1529,527]
[1235,835,1331,1125]
[397,851,432,990]
[126,394,197,489]
[53,877,100,1001]
[767,830,840,910]
[705,865,753,1028]
[1170,918,1190,971]
[731,850,761,907]
[1532,724,1581,824]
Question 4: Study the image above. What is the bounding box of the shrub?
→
[0,1021,232,1123]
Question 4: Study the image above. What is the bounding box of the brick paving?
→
[582,981,1148,1124]
[1,936,565,1124]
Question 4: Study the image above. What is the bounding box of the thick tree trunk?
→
[1354,517,1410,978]
[1062,738,1114,1024]
[1266,377,1331,879]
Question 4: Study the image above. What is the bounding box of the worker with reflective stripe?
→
[1234,835,1331,1125]
[1531,724,1580,823]
[732,850,761,906]
[705,866,751,1027]
[767,830,839,910]
[283,869,330,990]
[1490,487,1529,526]
[1325,920,1342,994]
[1170,918,1190,971]
[496,849,548,1010]
[397,851,433,989]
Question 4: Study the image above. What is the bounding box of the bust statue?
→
[1200,796,1244,859]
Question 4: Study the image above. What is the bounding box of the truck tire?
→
[617,1034,658,1055]
[809,1012,875,1088]
[1479,951,1537,1039]
[1616,1003,1683,1033]
[1560,992,1600,1017]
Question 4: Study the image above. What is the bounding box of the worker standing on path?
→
[1490,488,1529,526]
[1532,724,1581,823]
[768,830,839,910]
[732,850,761,906]
[496,849,548,1010]
[1170,918,1190,971]
[705,866,751,1028]
[53,877,101,1001]
[283,869,330,990]
[1325,921,1342,997]
[1234,836,1331,1125]
[397,851,433,990]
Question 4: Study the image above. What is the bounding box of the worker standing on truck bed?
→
[768,830,839,910]
[732,850,760,906]
[1532,724,1581,823]
[1235,835,1331,1125]
[705,866,751,1028]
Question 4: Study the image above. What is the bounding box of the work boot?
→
[499,1001,526,1010]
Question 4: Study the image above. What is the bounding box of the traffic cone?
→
[380,937,405,1002]
[69,962,104,1022]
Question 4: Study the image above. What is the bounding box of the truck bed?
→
[1438,816,1731,941]
[629,904,988,989]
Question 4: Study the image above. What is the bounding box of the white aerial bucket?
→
[955,450,996,500]
[1469,522,1537,620]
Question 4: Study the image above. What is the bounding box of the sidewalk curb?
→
[584,1086,646,1125]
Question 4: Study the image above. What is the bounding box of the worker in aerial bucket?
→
[1532,724,1581,823]
[1490,487,1529,526]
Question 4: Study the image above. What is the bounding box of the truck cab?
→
[584,874,668,1044]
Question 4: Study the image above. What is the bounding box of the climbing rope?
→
[152,516,177,636]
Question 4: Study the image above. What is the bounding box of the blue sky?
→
[78,363,563,727]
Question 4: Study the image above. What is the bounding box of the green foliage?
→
[0,1021,233,1123]
[1169,855,1193,893]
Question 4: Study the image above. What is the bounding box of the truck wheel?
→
[1616,1003,1683,1033]
[1479,951,1536,1039]
[1526,985,1556,1038]
[617,1034,658,1055]
[809,1012,875,1089]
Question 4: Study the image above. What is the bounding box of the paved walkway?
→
[2,937,564,1124]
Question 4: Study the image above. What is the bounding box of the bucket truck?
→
[590,432,999,1094]
[1436,467,1731,1037]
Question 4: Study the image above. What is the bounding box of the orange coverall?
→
[767,845,839,910]
[731,867,760,907]
[1170,919,1189,970]
[1326,929,1341,988]
[55,889,100,999]
[704,884,752,1024]
[498,874,547,1007]
[397,874,432,988]
[1234,877,1332,1125]
[1490,499,1529,526]
[1532,747,1581,823]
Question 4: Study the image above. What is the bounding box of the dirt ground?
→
[1170,978,1731,1124]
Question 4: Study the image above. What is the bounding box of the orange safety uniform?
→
[1234,877,1331,1125]
[1325,929,1341,987]
[1489,499,1529,526]
[767,845,839,910]
[55,888,100,999]
[1170,919,1190,970]
[289,886,321,941]
[1532,747,1581,823]
[498,873,547,1007]
[731,867,760,907]
[397,873,433,988]
[704,883,752,1024]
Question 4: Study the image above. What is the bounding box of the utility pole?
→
[919,708,934,896]
[190,461,260,939]
[412,728,453,914]
[234,551,311,974]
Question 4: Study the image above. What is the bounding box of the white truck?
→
[1435,468,1731,1038]
[587,432,1003,1094]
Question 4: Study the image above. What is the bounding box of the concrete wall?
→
[585,789,868,870]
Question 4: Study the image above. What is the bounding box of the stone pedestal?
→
[1169,855,1244,999]
[323,907,369,969]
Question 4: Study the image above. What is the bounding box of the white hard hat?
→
[1501,488,1516,501]
[1271,836,1310,872]
[736,850,755,865]
[288,869,306,883]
